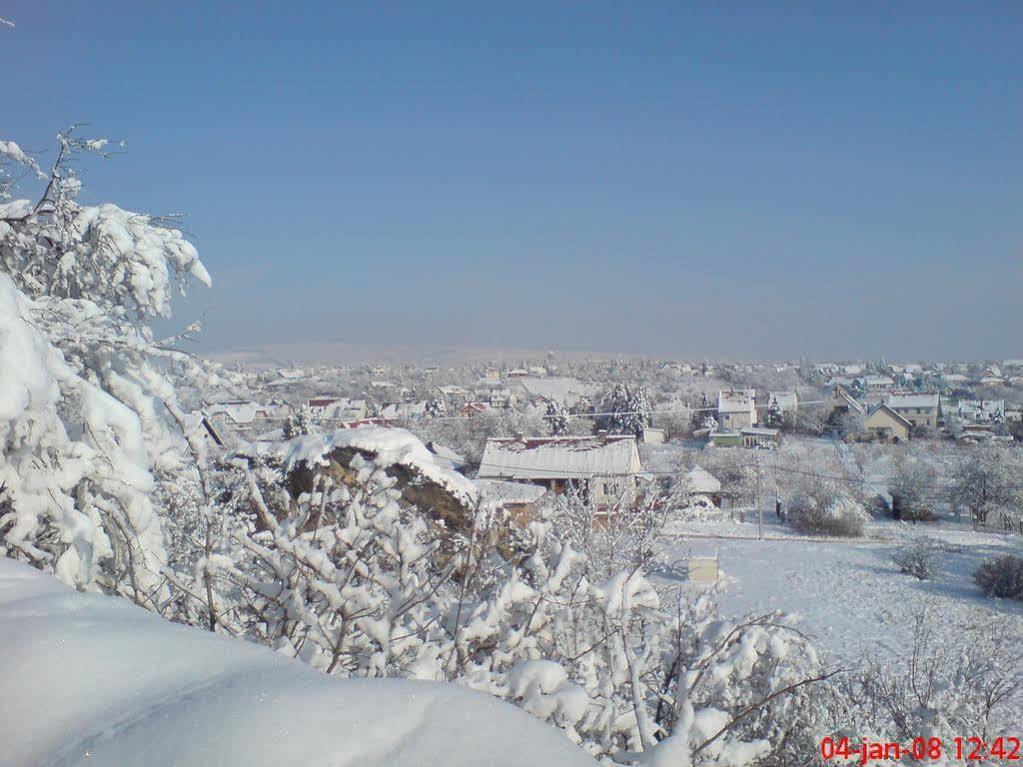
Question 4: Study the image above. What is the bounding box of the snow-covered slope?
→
[0,558,596,767]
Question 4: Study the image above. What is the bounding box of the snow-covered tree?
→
[283,403,315,439]
[543,399,570,436]
[947,445,1023,527]
[0,130,210,605]
[763,396,784,429]
[599,384,651,436]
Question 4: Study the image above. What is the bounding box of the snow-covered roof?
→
[478,435,642,480]
[206,400,260,424]
[0,558,595,767]
[426,441,467,471]
[379,401,428,420]
[866,403,913,428]
[717,389,755,414]
[512,377,599,405]
[685,466,721,495]
[885,393,939,410]
[474,479,548,505]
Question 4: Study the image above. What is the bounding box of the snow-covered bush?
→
[547,482,677,581]
[892,536,939,580]
[178,433,832,765]
[974,554,1023,600]
[852,611,1023,749]
[786,481,868,537]
[0,131,210,605]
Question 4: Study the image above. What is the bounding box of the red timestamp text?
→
[820,735,1022,763]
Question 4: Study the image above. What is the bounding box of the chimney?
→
[597,429,609,444]
[514,432,524,443]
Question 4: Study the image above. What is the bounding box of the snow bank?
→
[0,557,595,767]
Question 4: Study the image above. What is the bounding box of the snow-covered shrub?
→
[974,554,1023,600]
[892,536,938,580]
[547,482,676,580]
[186,436,832,765]
[0,131,211,605]
[787,482,868,537]
[852,611,1023,748]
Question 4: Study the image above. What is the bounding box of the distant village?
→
[187,357,1023,529]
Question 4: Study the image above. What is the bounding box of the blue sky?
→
[2,2,1021,359]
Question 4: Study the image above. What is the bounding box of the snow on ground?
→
[0,557,596,767]
[656,514,1023,668]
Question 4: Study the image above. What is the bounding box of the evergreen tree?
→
[283,404,315,439]
[599,384,651,436]
[543,400,569,435]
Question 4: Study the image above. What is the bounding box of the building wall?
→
[719,410,754,431]
[891,407,937,429]
[864,411,910,441]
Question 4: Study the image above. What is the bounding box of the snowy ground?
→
[655,513,1023,668]
[0,558,596,767]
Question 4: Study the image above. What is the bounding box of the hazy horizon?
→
[4,2,1021,360]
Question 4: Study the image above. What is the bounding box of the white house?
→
[477,433,643,508]
[717,389,757,431]
[379,401,428,421]
[957,399,1004,423]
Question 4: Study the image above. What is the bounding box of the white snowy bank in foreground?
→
[0,557,596,767]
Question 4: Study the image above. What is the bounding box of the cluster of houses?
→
[817,360,1023,393]
[829,383,1019,443]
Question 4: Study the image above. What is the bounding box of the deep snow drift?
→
[0,557,595,767]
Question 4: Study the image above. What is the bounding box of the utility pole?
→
[756,453,763,540]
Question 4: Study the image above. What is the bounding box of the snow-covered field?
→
[0,558,595,767]
[656,514,1023,668]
